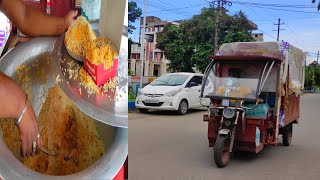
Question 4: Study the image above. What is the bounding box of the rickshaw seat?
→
[259,92,276,107]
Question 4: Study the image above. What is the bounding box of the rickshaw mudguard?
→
[218,129,231,135]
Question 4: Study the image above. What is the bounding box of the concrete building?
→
[252,33,264,42]
[129,42,142,75]
[246,20,264,42]
[129,16,180,77]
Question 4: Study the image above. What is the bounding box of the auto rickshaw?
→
[200,41,305,168]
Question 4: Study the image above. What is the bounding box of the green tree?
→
[129,1,142,34]
[157,24,194,72]
[156,8,255,72]
[305,63,320,88]
[312,0,320,11]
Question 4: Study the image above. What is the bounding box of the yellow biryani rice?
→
[65,16,96,57]
[0,85,105,175]
[84,37,118,70]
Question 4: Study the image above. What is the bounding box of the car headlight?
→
[165,89,181,97]
[138,89,143,96]
[222,108,235,119]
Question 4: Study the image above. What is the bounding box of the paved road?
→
[129,94,320,180]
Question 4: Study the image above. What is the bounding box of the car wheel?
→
[138,108,149,113]
[178,99,188,115]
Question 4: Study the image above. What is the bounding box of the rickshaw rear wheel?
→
[283,124,293,146]
[214,135,230,168]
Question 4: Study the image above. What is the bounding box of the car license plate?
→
[145,99,159,103]
[222,99,230,106]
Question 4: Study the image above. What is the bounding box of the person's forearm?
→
[23,5,66,36]
[1,0,66,37]
[0,72,27,119]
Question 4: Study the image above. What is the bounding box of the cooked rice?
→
[84,37,118,70]
[0,85,105,175]
[65,16,96,57]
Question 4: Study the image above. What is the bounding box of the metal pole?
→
[214,0,221,54]
[140,0,147,89]
[273,18,285,41]
[277,18,280,41]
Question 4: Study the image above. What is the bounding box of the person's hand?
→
[64,10,78,30]
[17,99,41,157]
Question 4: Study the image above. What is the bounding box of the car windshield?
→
[151,74,190,86]
[206,60,266,100]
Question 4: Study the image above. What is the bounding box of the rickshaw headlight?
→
[222,108,235,119]
[224,119,232,126]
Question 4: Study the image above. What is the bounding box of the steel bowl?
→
[55,34,128,128]
[0,37,127,179]
[64,38,84,62]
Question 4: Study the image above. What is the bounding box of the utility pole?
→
[210,0,231,54]
[140,0,147,89]
[317,50,319,64]
[273,18,285,41]
[213,0,221,54]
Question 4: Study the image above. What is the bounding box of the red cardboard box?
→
[84,56,118,86]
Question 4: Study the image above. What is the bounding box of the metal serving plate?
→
[0,37,127,179]
[53,34,128,128]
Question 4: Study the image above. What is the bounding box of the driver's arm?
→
[0,0,77,37]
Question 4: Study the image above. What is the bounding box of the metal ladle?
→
[41,147,57,156]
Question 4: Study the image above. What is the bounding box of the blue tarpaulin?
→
[245,103,270,119]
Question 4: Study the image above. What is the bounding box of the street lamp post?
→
[139,0,147,90]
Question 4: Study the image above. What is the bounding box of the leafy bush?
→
[128,86,136,101]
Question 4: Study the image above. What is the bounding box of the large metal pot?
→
[0,37,127,179]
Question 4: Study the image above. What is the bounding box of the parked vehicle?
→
[136,72,212,114]
[201,41,305,167]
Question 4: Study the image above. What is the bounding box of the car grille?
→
[143,94,164,97]
[142,102,164,107]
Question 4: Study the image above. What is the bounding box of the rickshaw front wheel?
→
[283,124,293,146]
[214,134,231,168]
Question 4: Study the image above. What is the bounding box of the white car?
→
[135,72,212,115]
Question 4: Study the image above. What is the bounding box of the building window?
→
[131,53,141,60]
[149,52,152,61]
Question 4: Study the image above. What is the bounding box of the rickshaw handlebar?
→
[239,100,259,110]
